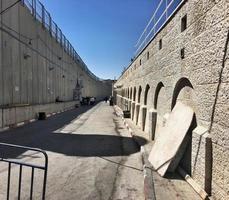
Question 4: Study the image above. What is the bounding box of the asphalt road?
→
[0,102,146,200]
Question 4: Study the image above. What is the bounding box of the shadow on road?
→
[0,105,147,159]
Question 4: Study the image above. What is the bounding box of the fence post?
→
[60,30,63,46]
[41,3,45,27]
[55,24,58,41]
[33,0,36,19]
[166,0,168,19]
[32,0,35,16]
[49,13,52,35]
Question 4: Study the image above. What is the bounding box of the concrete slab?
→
[3,108,16,127]
[148,102,194,177]
[119,110,201,200]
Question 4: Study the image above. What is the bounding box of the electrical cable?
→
[0,0,21,15]
[0,26,70,74]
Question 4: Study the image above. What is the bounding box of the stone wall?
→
[114,0,229,199]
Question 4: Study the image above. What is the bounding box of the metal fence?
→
[0,143,48,200]
[21,0,102,81]
[135,0,185,56]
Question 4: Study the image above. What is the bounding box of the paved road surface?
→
[0,102,145,200]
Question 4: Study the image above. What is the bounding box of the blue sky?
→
[39,0,159,79]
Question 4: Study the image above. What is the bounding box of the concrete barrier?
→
[0,109,2,128]
[1,101,77,129]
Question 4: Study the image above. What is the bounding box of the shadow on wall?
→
[0,105,147,159]
[171,77,193,110]
[178,114,197,175]
[169,78,195,175]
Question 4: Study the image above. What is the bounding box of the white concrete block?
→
[148,102,194,176]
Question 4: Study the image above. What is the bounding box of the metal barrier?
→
[0,143,48,200]
[21,0,102,82]
[135,0,185,56]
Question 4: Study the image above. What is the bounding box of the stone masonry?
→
[114,0,229,199]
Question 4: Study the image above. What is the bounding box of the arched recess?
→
[130,88,133,100]
[136,86,142,124]
[153,82,166,139]
[144,84,150,105]
[171,77,193,110]
[137,86,142,103]
[135,86,142,124]
[154,82,164,109]
[127,88,130,110]
[171,77,197,178]
[132,87,137,120]
[121,89,125,110]
[121,89,124,97]
[133,87,137,101]
[142,84,150,131]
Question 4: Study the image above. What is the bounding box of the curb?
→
[114,106,156,200]
[0,106,75,133]
[114,106,209,200]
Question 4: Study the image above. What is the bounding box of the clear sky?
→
[39,0,159,79]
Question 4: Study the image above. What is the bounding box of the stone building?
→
[114,0,229,199]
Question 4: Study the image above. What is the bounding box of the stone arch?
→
[137,86,142,103]
[121,89,125,97]
[153,82,167,140]
[171,77,198,180]
[136,86,142,124]
[132,87,137,120]
[142,84,150,131]
[154,82,164,109]
[144,84,150,105]
[133,87,137,101]
[121,89,125,110]
[171,77,193,110]
[127,88,130,110]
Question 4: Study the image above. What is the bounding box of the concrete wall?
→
[115,0,229,199]
[0,0,112,127]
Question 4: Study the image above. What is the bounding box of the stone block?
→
[148,108,157,140]
[148,102,194,176]
[15,107,26,123]
[141,106,147,131]
[131,101,135,120]
[135,103,141,125]
[191,126,212,195]
[3,108,16,127]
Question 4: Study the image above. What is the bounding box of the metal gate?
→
[0,143,48,200]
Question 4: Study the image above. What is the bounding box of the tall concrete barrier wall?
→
[0,0,112,128]
[115,0,229,199]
